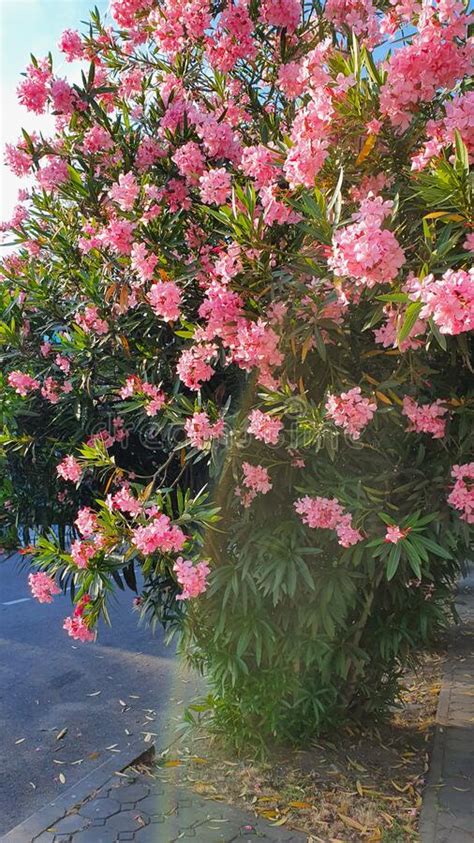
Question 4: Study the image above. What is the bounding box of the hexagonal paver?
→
[111,782,150,803]
[105,810,149,833]
[50,814,87,835]
[79,797,121,820]
[137,794,169,816]
[73,830,118,843]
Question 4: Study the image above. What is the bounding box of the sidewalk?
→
[420,572,474,842]
[2,761,308,843]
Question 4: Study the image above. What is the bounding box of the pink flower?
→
[50,78,76,114]
[464,232,474,252]
[8,370,40,396]
[199,168,231,205]
[232,320,283,376]
[56,455,82,483]
[147,280,182,321]
[448,463,474,524]
[75,507,99,537]
[294,496,362,547]
[173,141,206,182]
[407,269,474,336]
[240,145,279,188]
[37,156,69,191]
[58,29,84,62]
[75,305,108,335]
[63,615,95,642]
[111,487,142,516]
[184,412,225,449]
[29,572,61,603]
[236,462,272,508]
[108,172,140,211]
[177,344,216,390]
[325,387,377,440]
[261,0,301,32]
[41,376,61,404]
[247,409,283,445]
[83,125,114,154]
[173,557,210,599]
[131,242,158,282]
[329,196,405,288]
[132,514,186,555]
[402,396,448,439]
[17,59,51,114]
[70,539,96,569]
[385,525,406,544]
[101,218,135,255]
[4,138,34,177]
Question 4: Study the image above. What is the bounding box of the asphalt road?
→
[0,554,193,836]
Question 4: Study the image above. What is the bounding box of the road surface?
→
[0,553,192,835]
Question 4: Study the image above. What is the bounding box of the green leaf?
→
[398,301,423,343]
[386,543,401,580]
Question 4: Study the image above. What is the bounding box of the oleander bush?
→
[1,0,473,746]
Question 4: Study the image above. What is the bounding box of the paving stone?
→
[112,783,151,804]
[50,815,87,835]
[73,831,118,843]
[137,795,170,815]
[79,797,122,820]
[420,578,474,842]
[105,810,150,833]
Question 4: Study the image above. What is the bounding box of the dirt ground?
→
[133,650,445,842]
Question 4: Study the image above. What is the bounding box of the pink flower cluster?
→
[119,375,166,416]
[108,172,140,211]
[329,195,405,288]
[448,463,474,524]
[402,397,448,439]
[109,486,142,517]
[380,12,473,131]
[173,557,210,600]
[199,168,232,205]
[384,525,406,544]
[56,455,82,483]
[75,305,108,335]
[294,496,362,547]
[173,141,206,183]
[283,95,333,188]
[75,507,99,537]
[29,571,61,603]
[261,0,301,32]
[407,269,474,336]
[8,370,40,396]
[132,514,186,555]
[247,409,283,445]
[58,29,84,62]
[184,412,225,449]
[177,343,216,390]
[325,387,376,440]
[236,462,272,508]
[63,595,94,642]
[70,539,96,569]
[147,281,182,322]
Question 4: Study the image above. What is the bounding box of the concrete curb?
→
[1,741,155,842]
[418,665,451,841]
